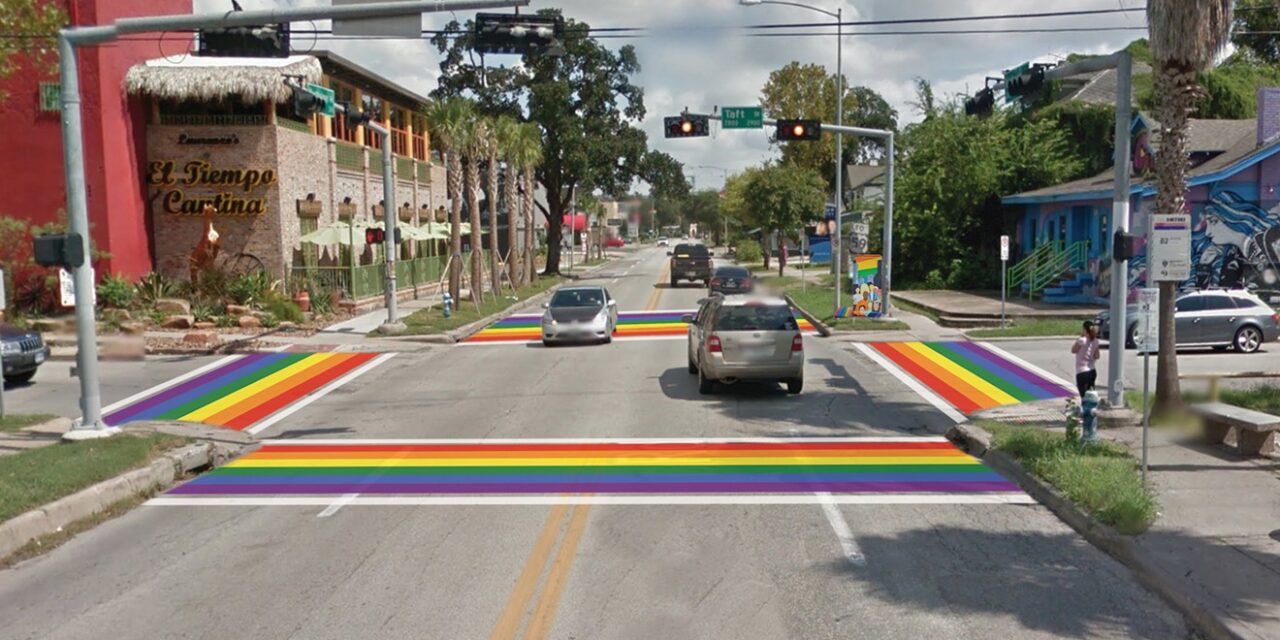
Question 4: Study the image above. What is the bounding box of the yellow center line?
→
[523,503,592,640]
[645,260,671,311]
[489,504,572,640]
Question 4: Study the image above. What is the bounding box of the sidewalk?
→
[0,418,72,457]
[1102,425,1280,639]
[894,289,1103,322]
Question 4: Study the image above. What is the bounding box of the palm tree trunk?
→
[447,151,462,303]
[1152,63,1200,414]
[524,168,536,285]
[487,160,501,297]
[506,164,519,286]
[466,156,484,304]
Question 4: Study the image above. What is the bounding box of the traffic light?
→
[292,86,321,119]
[1006,65,1047,99]
[33,233,85,269]
[776,119,821,141]
[365,228,385,245]
[197,24,289,58]
[964,88,995,118]
[341,102,372,128]
[473,13,566,56]
[664,115,709,138]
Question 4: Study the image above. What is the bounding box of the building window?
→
[362,94,384,149]
[330,81,358,143]
[1098,212,1110,253]
[39,82,60,112]
[390,107,409,157]
[411,113,427,161]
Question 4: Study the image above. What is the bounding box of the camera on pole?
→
[473,13,566,56]
[664,115,709,139]
[776,119,821,141]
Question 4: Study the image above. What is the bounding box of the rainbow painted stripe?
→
[465,310,817,344]
[104,352,379,430]
[868,341,1071,414]
[855,255,881,279]
[168,438,1019,495]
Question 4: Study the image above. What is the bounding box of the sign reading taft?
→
[146,160,278,216]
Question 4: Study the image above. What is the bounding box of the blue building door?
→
[1071,206,1091,250]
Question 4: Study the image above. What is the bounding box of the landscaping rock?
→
[155,298,191,314]
[277,321,297,331]
[182,331,219,346]
[193,321,215,329]
[31,318,67,333]
[238,315,262,329]
[161,315,194,329]
[226,304,251,316]
[119,321,147,335]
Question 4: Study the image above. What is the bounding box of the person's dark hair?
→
[1083,320,1096,331]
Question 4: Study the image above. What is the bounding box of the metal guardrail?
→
[335,141,363,172]
[292,255,452,300]
[1007,240,1088,299]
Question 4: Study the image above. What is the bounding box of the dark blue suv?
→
[2,324,49,384]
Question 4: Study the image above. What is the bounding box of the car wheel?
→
[698,367,715,395]
[1235,325,1263,353]
[3,371,35,384]
[1126,323,1138,349]
[785,378,803,395]
[688,353,698,374]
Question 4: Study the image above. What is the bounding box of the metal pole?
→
[1001,261,1007,329]
[832,6,843,316]
[372,123,403,332]
[58,33,112,438]
[569,187,576,274]
[882,132,894,317]
[1143,345,1150,485]
[1107,51,1133,408]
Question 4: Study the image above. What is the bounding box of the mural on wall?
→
[836,254,882,318]
[1192,187,1280,295]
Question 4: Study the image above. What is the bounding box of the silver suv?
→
[1096,289,1279,353]
[684,296,805,394]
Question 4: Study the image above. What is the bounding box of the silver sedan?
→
[541,285,618,346]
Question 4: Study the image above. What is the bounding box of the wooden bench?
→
[1191,402,1280,456]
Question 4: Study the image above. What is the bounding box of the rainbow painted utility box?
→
[836,254,883,318]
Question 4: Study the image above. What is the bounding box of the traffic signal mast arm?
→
[681,111,892,140]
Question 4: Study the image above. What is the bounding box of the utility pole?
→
[54,0,525,438]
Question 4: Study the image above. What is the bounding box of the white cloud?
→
[193,0,1146,190]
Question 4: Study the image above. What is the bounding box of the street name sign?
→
[721,107,763,129]
[1003,62,1029,104]
[1149,214,1191,281]
[306,83,336,118]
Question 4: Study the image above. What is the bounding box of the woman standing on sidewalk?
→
[1071,320,1102,397]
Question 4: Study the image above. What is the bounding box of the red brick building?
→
[0,0,192,278]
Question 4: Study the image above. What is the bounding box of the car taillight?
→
[1272,313,1278,323]
[743,278,752,287]
[792,334,803,352]
[707,335,722,352]
[710,278,721,287]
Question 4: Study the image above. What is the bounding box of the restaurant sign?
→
[146,160,277,216]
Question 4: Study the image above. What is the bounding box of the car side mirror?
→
[608,299,616,307]
[541,302,549,309]
[681,314,694,324]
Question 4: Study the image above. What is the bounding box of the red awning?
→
[552,213,588,231]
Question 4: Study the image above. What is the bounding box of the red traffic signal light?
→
[365,228,385,244]
[664,115,709,138]
[776,119,821,141]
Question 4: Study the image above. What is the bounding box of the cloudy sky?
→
[194,0,1149,191]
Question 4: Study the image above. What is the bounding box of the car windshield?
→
[714,305,797,331]
[550,289,604,308]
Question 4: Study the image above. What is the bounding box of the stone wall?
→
[274,126,330,276]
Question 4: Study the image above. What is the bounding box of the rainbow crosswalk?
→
[864,341,1072,415]
[164,437,1023,500]
[465,309,817,344]
[104,352,389,431]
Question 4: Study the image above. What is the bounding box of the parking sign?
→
[1135,288,1159,353]
[1000,235,1009,261]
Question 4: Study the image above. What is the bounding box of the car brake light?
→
[1272,313,1278,323]
[792,334,803,352]
[708,335,722,352]
[710,278,721,287]
[743,278,752,287]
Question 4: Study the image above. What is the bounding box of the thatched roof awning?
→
[124,55,323,104]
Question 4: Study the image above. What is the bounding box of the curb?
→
[946,425,1242,640]
[0,435,245,562]
[782,294,833,338]
[961,334,1077,342]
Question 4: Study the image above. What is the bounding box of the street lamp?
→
[739,0,843,314]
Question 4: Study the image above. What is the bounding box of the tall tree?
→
[481,116,502,297]
[493,116,521,285]
[1148,0,1234,413]
[423,98,473,302]
[461,118,486,303]
[741,164,827,277]
[0,1,66,104]
[760,62,899,187]
[1231,0,1280,63]
[514,123,544,285]
[432,10,651,274]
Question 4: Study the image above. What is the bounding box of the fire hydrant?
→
[1081,389,1100,443]
[442,293,453,319]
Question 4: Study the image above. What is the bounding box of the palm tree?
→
[493,116,522,286]
[461,118,486,304]
[423,98,471,303]
[481,117,503,297]
[1148,1,1234,413]
[514,123,544,286]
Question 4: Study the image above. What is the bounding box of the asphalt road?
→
[0,247,1193,639]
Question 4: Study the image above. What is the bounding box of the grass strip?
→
[0,414,56,433]
[982,421,1156,534]
[968,318,1084,338]
[0,432,188,524]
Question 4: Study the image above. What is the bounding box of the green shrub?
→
[229,271,272,305]
[308,286,334,316]
[259,312,279,328]
[95,274,134,309]
[191,302,215,323]
[134,272,176,307]
[260,292,303,323]
[735,239,763,263]
[215,315,236,329]
[193,266,231,302]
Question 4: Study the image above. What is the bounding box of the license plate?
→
[745,347,774,359]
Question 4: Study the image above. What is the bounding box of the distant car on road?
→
[1096,289,1279,353]
[669,243,713,287]
[708,265,754,296]
[606,236,625,248]
[1,324,49,384]
[685,296,804,395]
[657,237,669,246]
[541,285,618,346]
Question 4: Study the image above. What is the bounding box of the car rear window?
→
[1230,295,1264,309]
[675,245,708,257]
[714,305,797,331]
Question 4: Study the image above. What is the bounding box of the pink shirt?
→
[1074,336,1100,373]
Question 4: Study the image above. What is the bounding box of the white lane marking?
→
[852,343,967,424]
[100,354,240,414]
[243,352,397,435]
[611,278,620,283]
[260,436,951,445]
[147,493,1037,507]
[818,491,867,566]
[318,492,359,517]
[978,342,1078,393]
